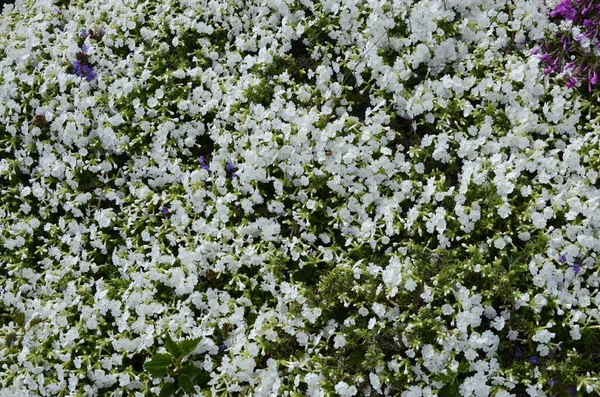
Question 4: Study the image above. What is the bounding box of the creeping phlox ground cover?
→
[1,0,600,395]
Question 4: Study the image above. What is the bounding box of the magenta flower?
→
[550,0,578,21]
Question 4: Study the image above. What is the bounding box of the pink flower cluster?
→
[533,0,600,92]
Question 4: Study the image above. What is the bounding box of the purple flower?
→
[590,70,598,85]
[81,43,89,53]
[199,155,210,170]
[161,206,169,215]
[225,162,239,178]
[588,69,599,91]
[530,356,538,364]
[550,0,579,21]
[79,28,88,37]
[548,379,556,387]
[559,254,567,263]
[71,60,95,81]
[72,61,83,75]
[85,69,96,81]
[219,343,227,352]
[583,19,595,27]
[572,262,581,274]
[582,3,594,15]
[569,386,577,396]
[566,77,578,88]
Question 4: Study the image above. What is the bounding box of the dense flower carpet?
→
[1,0,600,395]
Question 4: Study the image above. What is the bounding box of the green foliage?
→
[435,362,470,396]
[144,334,209,397]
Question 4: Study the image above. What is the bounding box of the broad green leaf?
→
[144,353,173,378]
[180,364,199,379]
[193,371,211,387]
[246,312,258,327]
[438,380,460,397]
[177,374,196,395]
[164,334,180,358]
[158,382,176,397]
[457,362,470,373]
[28,317,45,329]
[433,373,454,384]
[177,337,202,358]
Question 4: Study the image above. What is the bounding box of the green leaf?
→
[438,380,460,397]
[177,337,202,358]
[246,312,258,327]
[194,371,211,387]
[14,311,25,328]
[177,374,197,395]
[144,353,173,378]
[177,364,211,388]
[457,362,470,373]
[158,382,176,397]
[5,332,19,348]
[28,317,45,329]
[164,334,180,358]
[180,364,199,379]
[433,373,454,384]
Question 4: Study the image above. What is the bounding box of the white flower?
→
[368,317,377,330]
[369,373,382,393]
[537,344,550,357]
[494,237,507,250]
[491,316,505,331]
[532,329,555,344]
[465,349,478,361]
[401,385,423,397]
[497,203,511,218]
[305,373,324,397]
[441,304,454,315]
[494,391,515,397]
[404,278,418,292]
[147,97,158,108]
[382,256,406,297]
[333,335,346,349]
[570,325,581,340]
[334,381,357,397]
[301,306,322,324]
